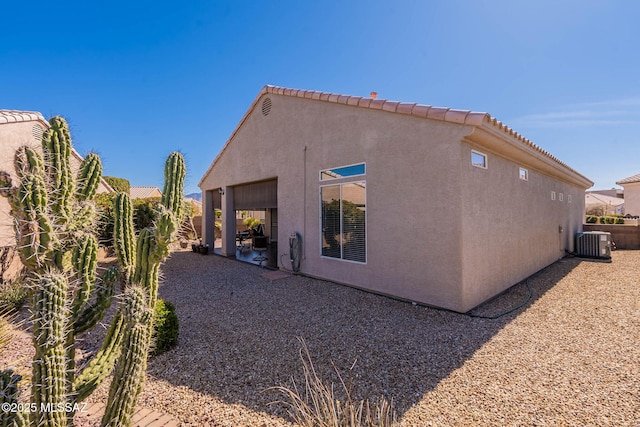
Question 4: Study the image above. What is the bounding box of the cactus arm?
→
[42,117,75,221]
[113,193,135,287]
[74,268,118,334]
[73,310,125,402]
[153,210,174,259]
[132,228,161,305]
[14,146,44,181]
[30,273,68,427]
[101,286,150,427]
[0,370,26,427]
[161,152,186,221]
[15,175,56,270]
[71,234,99,317]
[76,152,102,201]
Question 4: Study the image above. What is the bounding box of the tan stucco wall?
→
[1,121,45,280]
[620,182,640,216]
[459,142,586,311]
[0,121,44,247]
[201,93,590,312]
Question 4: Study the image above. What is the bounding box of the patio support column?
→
[202,189,215,248]
[221,186,236,257]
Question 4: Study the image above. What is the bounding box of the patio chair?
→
[252,235,269,266]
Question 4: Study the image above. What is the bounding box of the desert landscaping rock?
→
[2,250,638,426]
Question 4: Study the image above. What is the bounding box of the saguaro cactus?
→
[0,116,186,427]
[102,151,185,426]
[0,116,125,426]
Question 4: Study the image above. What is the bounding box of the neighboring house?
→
[585,192,624,215]
[0,110,113,280]
[199,85,593,313]
[130,186,162,199]
[616,174,640,216]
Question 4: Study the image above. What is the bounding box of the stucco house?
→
[616,174,640,216]
[0,110,113,281]
[199,86,593,313]
[130,186,163,199]
[585,191,624,216]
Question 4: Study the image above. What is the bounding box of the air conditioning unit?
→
[575,231,612,260]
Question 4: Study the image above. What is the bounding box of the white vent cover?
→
[261,97,272,116]
[32,125,44,143]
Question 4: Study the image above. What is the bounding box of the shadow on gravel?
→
[150,252,582,421]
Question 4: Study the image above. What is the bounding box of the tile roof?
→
[200,85,593,188]
[0,110,48,126]
[585,193,624,207]
[616,173,640,185]
[130,186,162,199]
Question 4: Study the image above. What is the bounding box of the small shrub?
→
[103,176,131,194]
[151,299,179,356]
[585,215,598,224]
[598,216,606,224]
[0,280,29,313]
[133,197,162,231]
[606,216,616,224]
[615,217,625,224]
[243,217,261,231]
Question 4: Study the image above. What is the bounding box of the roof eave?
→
[466,123,594,189]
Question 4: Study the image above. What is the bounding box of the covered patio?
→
[207,178,278,269]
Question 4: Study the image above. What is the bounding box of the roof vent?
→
[32,125,44,143]
[261,97,272,116]
[370,92,378,100]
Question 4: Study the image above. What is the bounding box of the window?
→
[519,167,528,181]
[321,182,366,263]
[559,193,564,202]
[471,150,487,169]
[320,163,366,181]
[568,195,572,203]
[551,191,556,201]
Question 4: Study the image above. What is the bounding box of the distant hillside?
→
[185,192,202,201]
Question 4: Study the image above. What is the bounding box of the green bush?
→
[585,215,598,224]
[606,216,616,224]
[615,217,625,224]
[132,197,162,231]
[103,176,131,194]
[151,299,179,356]
[0,280,29,313]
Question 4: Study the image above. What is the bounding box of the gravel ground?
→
[2,249,638,426]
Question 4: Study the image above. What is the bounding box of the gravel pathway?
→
[2,250,638,426]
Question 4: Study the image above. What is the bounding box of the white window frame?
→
[559,193,564,202]
[551,191,556,201]
[471,150,487,169]
[320,162,366,181]
[568,195,572,203]
[519,167,528,181]
[320,181,367,264]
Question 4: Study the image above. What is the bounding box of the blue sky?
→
[2,1,639,195]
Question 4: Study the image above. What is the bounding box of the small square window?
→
[551,191,556,201]
[519,167,528,181]
[471,150,487,169]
